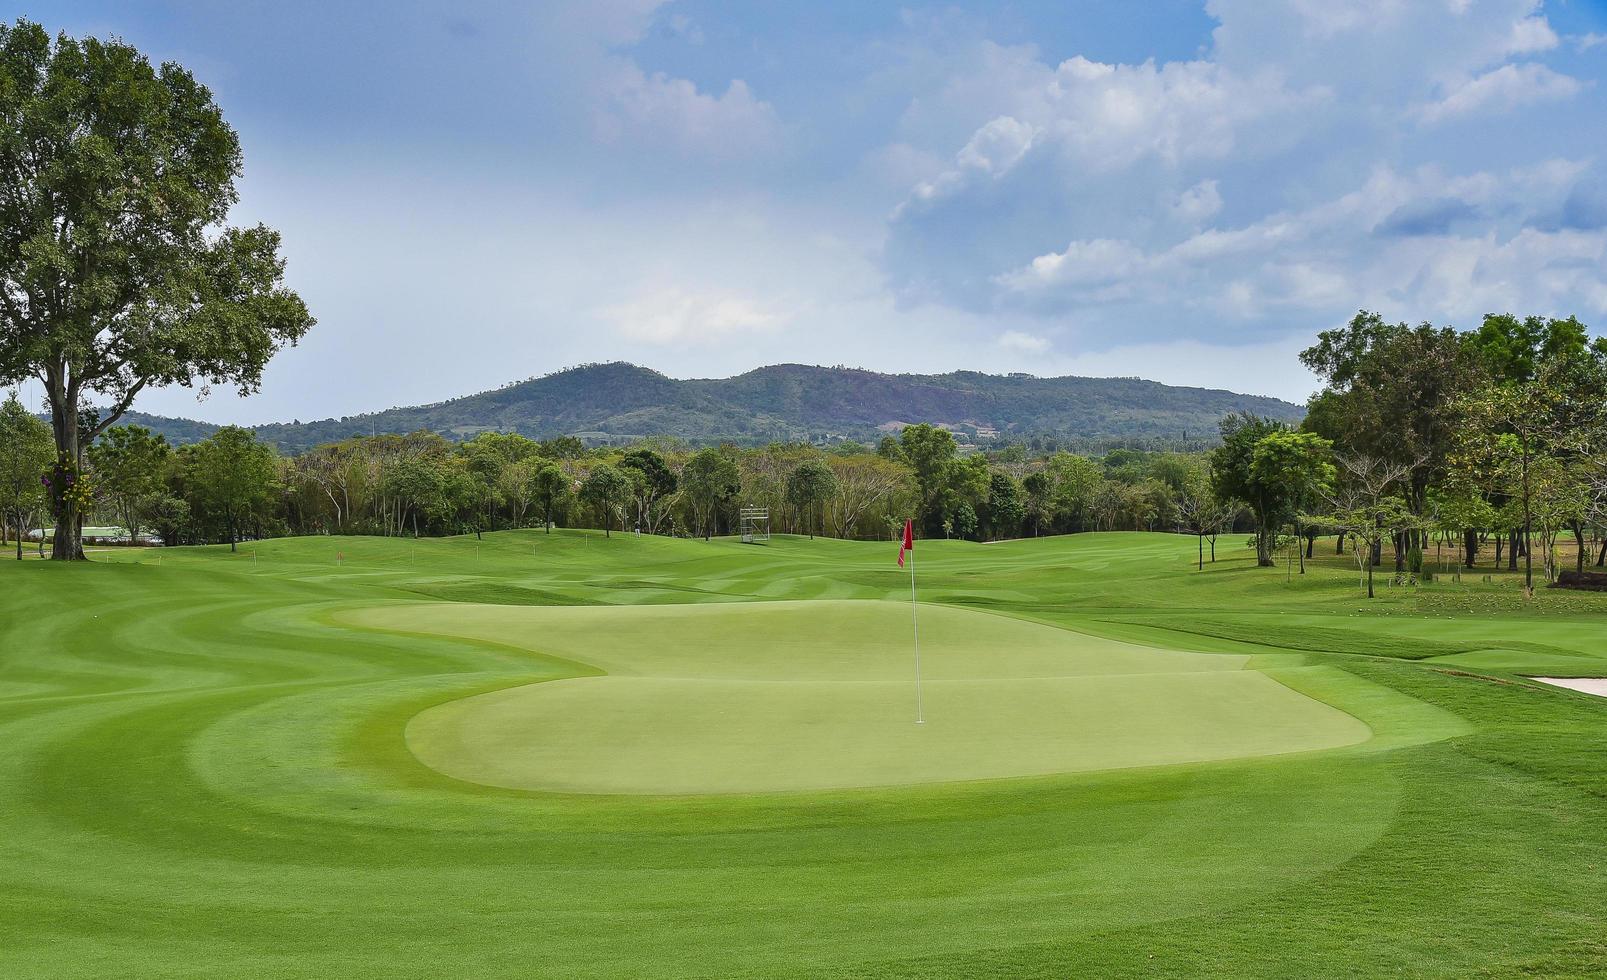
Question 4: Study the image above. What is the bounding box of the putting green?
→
[340,600,1373,794]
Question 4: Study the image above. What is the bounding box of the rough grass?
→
[1,530,1604,977]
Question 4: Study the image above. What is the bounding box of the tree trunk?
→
[1507,530,1518,571]
[1523,524,1532,593]
[1197,533,1203,571]
[1463,528,1478,568]
[1335,530,1344,554]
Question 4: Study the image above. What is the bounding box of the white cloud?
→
[1421,63,1584,122]
[896,49,1326,220]
[992,162,1607,327]
[1574,33,1607,52]
[1503,16,1559,55]
[602,288,785,345]
[1173,179,1224,223]
[597,65,781,156]
[997,330,1049,353]
[956,115,1036,174]
[996,239,1148,291]
[906,115,1036,207]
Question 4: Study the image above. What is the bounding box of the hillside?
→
[123,362,1305,451]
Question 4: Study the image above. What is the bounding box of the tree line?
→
[1206,310,1607,596]
[0,413,1230,555]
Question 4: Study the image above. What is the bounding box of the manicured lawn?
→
[2,530,1604,977]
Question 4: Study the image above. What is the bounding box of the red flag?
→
[898,519,914,567]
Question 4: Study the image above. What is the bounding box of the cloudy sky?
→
[35,0,1607,423]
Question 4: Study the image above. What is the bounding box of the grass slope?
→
[1,531,1604,977]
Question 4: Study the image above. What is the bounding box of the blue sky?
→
[26,0,1607,423]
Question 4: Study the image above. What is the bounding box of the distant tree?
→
[580,464,631,537]
[143,493,191,549]
[785,459,838,539]
[530,462,570,532]
[459,432,537,531]
[680,448,742,540]
[498,460,537,527]
[898,424,958,534]
[0,22,313,558]
[539,436,586,460]
[619,448,677,533]
[993,443,1029,478]
[980,472,1025,540]
[88,425,171,544]
[190,426,276,551]
[1021,471,1053,536]
[949,500,978,539]
[381,454,443,538]
[0,395,52,558]
[825,455,908,539]
[1211,413,1288,566]
[1173,458,1221,570]
[943,455,992,539]
[1453,353,1607,593]
[1249,430,1334,574]
[1322,454,1412,598]
[1045,452,1104,532]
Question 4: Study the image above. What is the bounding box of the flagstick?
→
[910,545,923,725]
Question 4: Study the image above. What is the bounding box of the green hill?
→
[121,362,1305,451]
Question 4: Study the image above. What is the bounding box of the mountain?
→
[122,362,1306,452]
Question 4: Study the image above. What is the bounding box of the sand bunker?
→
[1531,677,1607,698]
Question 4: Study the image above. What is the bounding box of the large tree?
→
[0,393,52,558]
[0,21,313,558]
[1300,312,1469,535]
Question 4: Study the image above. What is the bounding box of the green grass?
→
[2,530,1605,977]
[366,600,1369,794]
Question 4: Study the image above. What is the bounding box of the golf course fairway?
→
[3,530,1605,977]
